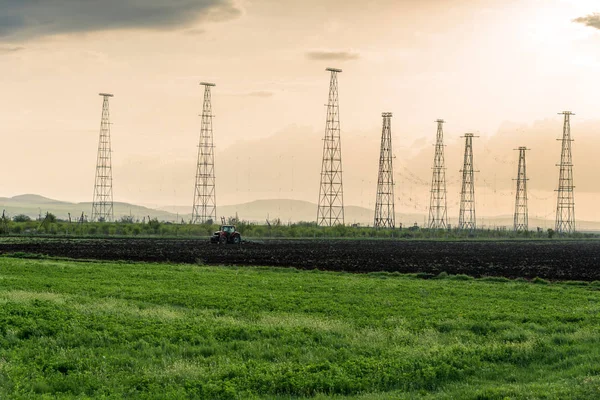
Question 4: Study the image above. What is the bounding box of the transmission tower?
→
[192,82,217,224]
[317,68,344,226]
[374,112,395,229]
[428,119,448,229]
[458,133,478,230]
[514,147,529,232]
[555,111,575,234]
[91,93,114,222]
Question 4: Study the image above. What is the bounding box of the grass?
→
[0,259,599,398]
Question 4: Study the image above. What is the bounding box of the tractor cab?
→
[221,225,236,235]
[210,224,242,244]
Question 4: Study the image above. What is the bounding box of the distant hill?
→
[0,195,182,222]
[164,199,452,227]
[1,194,600,231]
[10,194,71,204]
[217,199,403,225]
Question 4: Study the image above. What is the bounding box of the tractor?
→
[210,224,242,244]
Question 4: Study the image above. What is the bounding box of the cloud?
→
[573,13,600,30]
[305,50,360,61]
[0,45,24,53]
[0,0,241,41]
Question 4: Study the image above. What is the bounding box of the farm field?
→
[0,257,600,398]
[0,237,600,280]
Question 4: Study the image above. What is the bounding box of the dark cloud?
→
[0,45,24,53]
[0,0,241,40]
[305,50,360,61]
[573,13,600,30]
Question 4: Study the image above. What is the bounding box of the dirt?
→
[0,237,598,281]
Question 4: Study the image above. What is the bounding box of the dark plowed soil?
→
[0,237,599,281]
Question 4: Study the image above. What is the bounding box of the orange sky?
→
[1,0,600,219]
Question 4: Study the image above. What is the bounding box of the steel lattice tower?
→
[555,111,575,234]
[374,112,395,229]
[428,119,448,229]
[514,147,529,232]
[91,93,114,222]
[192,82,217,224]
[317,68,344,226]
[458,133,478,230]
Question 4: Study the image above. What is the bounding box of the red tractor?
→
[210,225,242,244]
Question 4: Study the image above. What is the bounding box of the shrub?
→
[13,214,31,222]
[450,274,474,281]
[435,271,449,279]
[532,277,550,285]
[148,218,161,233]
[45,213,57,223]
[562,281,589,286]
[480,276,510,283]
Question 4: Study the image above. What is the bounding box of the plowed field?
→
[0,238,598,281]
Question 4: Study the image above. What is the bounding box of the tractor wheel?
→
[219,235,227,245]
[233,235,241,244]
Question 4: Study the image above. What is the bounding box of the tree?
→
[120,215,135,224]
[46,213,57,223]
[148,218,161,233]
[13,214,31,222]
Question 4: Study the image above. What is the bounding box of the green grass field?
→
[0,258,600,399]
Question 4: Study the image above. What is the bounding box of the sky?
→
[1,0,600,221]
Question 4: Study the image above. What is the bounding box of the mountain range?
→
[0,194,598,231]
